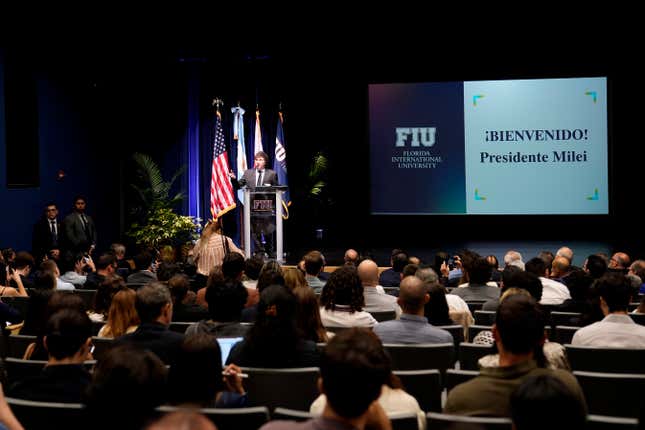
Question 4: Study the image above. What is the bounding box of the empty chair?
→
[6,397,85,430]
[554,326,579,345]
[565,345,645,373]
[467,325,492,342]
[574,371,645,418]
[474,310,496,325]
[435,325,465,350]
[458,342,494,371]
[370,310,397,322]
[383,343,454,372]
[426,412,512,429]
[393,369,442,412]
[5,334,36,358]
[242,367,320,411]
[156,405,270,430]
[586,414,639,429]
[445,369,479,392]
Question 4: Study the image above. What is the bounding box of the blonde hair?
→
[102,288,140,338]
[500,287,531,303]
[194,220,223,258]
[283,267,308,291]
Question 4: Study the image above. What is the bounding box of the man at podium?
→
[231,151,279,258]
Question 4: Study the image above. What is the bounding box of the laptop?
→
[217,337,243,364]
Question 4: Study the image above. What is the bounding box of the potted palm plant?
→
[127,153,201,252]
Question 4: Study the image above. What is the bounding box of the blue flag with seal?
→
[273,111,291,218]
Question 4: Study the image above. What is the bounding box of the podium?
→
[243,186,287,263]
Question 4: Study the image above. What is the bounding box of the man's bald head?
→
[398,276,429,314]
[344,249,359,265]
[357,259,379,287]
[551,256,570,278]
[556,247,574,262]
[610,252,631,270]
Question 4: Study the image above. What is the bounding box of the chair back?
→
[5,358,96,386]
[156,405,270,430]
[574,371,645,418]
[271,407,312,421]
[467,325,492,342]
[383,343,454,372]
[458,342,494,371]
[5,334,36,358]
[554,326,579,345]
[6,397,85,430]
[435,325,464,351]
[465,301,487,313]
[91,336,115,362]
[168,321,193,334]
[586,414,639,429]
[2,296,30,319]
[241,367,320,411]
[565,345,645,373]
[426,412,512,429]
[629,313,645,326]
[370,310,397,322]
[73,289,97,310]
[394,369,441,412]
[474,310,496,325]
[549,311,582,327]
[272,408,420,430]
[445,369,479,392]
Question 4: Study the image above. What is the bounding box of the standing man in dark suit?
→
[32,202,61,264]
[231,151,279,257]
[61,195,97,255]
[234,151,278,190]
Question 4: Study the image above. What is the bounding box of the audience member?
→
[261,328,391,430]
[319,266,377,328]
[444,295,585,416]
[98,288,140,338]
[572,273,645,347]
[379,249,408,288]
[374,276,452,344]
[61,195,97,254]
[9,309,92,402]
[359,259,401,316]
[227,285,319,367]
[293,286,329,343]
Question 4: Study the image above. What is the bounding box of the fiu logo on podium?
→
[395,127,436,147]
[253,199,274,211]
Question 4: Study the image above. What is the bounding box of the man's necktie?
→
[50,220,57,242]
[256,170,263,187]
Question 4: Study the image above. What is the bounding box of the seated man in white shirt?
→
[525,257,570,305]
[572,272,645,347]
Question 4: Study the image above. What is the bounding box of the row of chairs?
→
[5,398,639,430]
[474,310,645,327]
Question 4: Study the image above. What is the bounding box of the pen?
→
[222,371,249,378]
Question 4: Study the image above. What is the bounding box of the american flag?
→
[210,111,236,219]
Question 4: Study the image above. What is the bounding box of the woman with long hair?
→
[227,285,319,367]
[193,219,243,278]
[293,286,328,343]
[283,267,308,291]
[98,288,140,338]
[424,284,453,326]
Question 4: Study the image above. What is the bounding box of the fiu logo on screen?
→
[395,128,436,147]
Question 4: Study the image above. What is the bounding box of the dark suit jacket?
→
[32,217,60,259]
[126,270,157,285]
[61,212,97,253]
[237,168,278,190]
[116,322,185,365]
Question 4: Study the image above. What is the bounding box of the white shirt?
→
[572,314,645,348]
[363,286,402,317]
[539,277,571,305]
[319,305,378,328]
